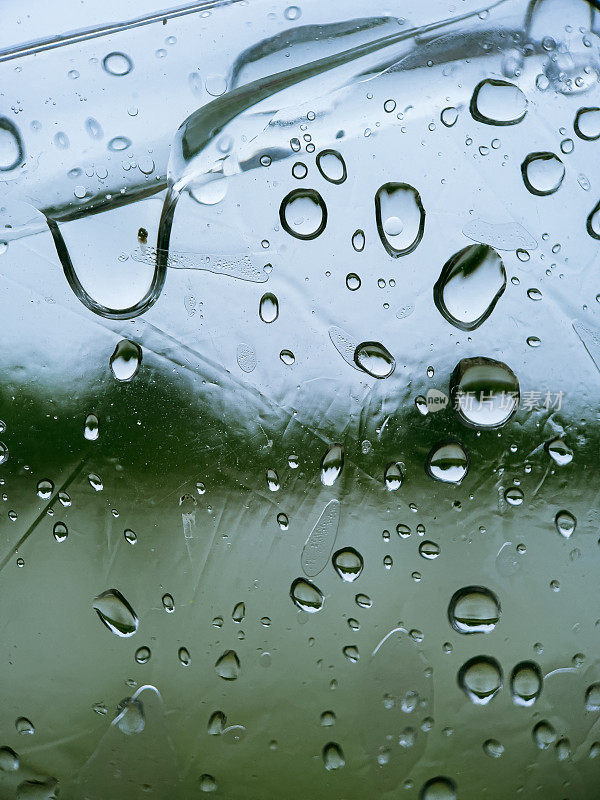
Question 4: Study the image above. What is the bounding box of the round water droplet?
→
[290,578,324,612]
[84,413,99,441]
[483,739,504,758]
[384,461,404,491]
[0,118,24,171]
[124,529,137,545]
[511,661,542,706]
[426,440,469,484]
[332,547,363,582]
[259,292,279,323]
[434,244,506,331]
[320,443,344,486]
[458,656,502,705]
[450,357,519,428]
[37,479,54,500]
[102,52,133,76]
[93,589,138,637]
[322,742,345,770]
[15,717,34,735]
[470,79,528,125]
[574,107,600,140]
[53,521,68,543]
[354,341,395,378]
[419,540,440,559]
[545,437,573,465]
[277,512,289,530]
[352,229,365,252]
[110,340,141,382]
[521,152,565,196]
[135,646,151,664]
[88,473,103,491]
[504,486,524,505]
[279,189,327,239]
[214,649,240,680]
[420,777,457,800]
[316,149,347,184]
[448,586,500,634]
[346,272,361,290]
[200,774,217,792]
[533,720,556,749]
[585,683,600,711]
[555,510,576,538]
[375,182,425,257]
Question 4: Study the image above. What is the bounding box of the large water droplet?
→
[279,189,327,239]
[375,182,425,257]
[53,522,68,543]
[458,656,502,705]
[511,661,542,706]
[426,440,469,484]
[332,547,363,582]
[555,510,576,538]
[320,443,344,486]
[322,742,345,770]
[384,462,404,491]
[433,244,506,331]
[0,118,25,172]
[574,107,600,140]
[450,357,519,428]
[214,650,240,680]
[470,79,528,125]
[448,586,500,634]
[585,683,600,711]
[354,341,395,378]
[37,479,54,500]
[521,152,565,196]
[316,149,347,184]
[110,340,142,382]
[420,777,457,800]
[92,589,138,637]
[290,578,324,612]
[259,292,279,323]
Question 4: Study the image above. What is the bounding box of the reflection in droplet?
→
[266,468,280,492]
[426,440,469,484]
[290,578,324,612]
[511,661,542,706]
[162,593,175,613]
[259,292,279,323]
[448,587,500,634]
[320,443,344,486]
[214,650,240,680]
[110,340,142,381]
[316,149,347,184]
[458,656,502,705]
[434,244,506,331]
[354,341,395,378]
[84,413,99,441]
[279,189,327,239]
[521,152,565,196]
[384,462,404,491]
[93,589,138,637]
[332,547,363,582]
[504,486,524,506]
[375,182,425,257]
[53,521,68,543]
[450,357,519,428]
[574,107,600,141]
[37,479,54,500]
[322,742,345,770]
[470,79,528,125]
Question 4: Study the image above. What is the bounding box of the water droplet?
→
[384,462,404,491]
[15,717,34,735]
[352,229,365,252]
[320,443,344,486]
[232,602,245,623]
[108,136,131,152]
[102,52,133,76]
[448,586,500,634]
[322,742,345,770]
[276,512,289,530]
[279,189,327,239]
[426,440,469,484]
[316,149,347,184]
[375,182,425,257]
[450,357,519,428]
[354,341,395,378]
[116,697,144,734]
[574,106,600,140]
[84,413,99,441]
[346,273,361,290]
[420,777,457,800]
[0,441,9,464]
[483,739,504,758]
[290,578,324,612]
[434,244,506,330]
[458,656,502,705]
[134,646,150,664]
[178,647,191,666]
[470,79,528,125]
[355,593,372,608]
[199,774,217,792]
[332,547,363,582]
[0,746,19,771]
[521,152,565,196]
[266,468,280,492]
[259,292,279,323]
[37,479,54,500]
[533,720,556,749]
[419,541,441,559]
[526,335,541,347]
[214,649,240,680]
[110,340,141,382]
[52,521,68,543]
[441,107,459,127]
[0,118,24,171]
[93,589,138,637]
[585,682,600,711]
[511,661,542,706]
[207,710,226,735]
[555,510,576,539]
[292,161,308,179]
[504,486,524,505]
[545,437,573,465]
[279,349,295,365]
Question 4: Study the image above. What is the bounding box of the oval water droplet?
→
[555,510,576,538]
[419,540,440,559]
[458,656,502,705]
[93,589,138,637]
[521,152,565,196]
[426,440,469,484]
[290,578,324,612]
[441,107,459,127]
[504,486,524,506]
[450,357,519,428]
[266,468,280,492]
[332,547,363,582]
[53,521,68,543]
[316,149,347,184]
[135,646,151,664]
[110,340,142,382]
[84,413,99,441]
[384,462,404,491]
[320,443,344,486]
[102,52,133,76]
[279,189,327,240]
[511,661,542,706]
[420,777,457,800]
[545,437,573,465]
[162,593,174,612]
[375,182,425,257]
[434,244,506,331]
[448,586,500,634]
[0,441,8,464]
[483,739,504,758]
[470,79,528,125]
[178,647,191,666]
[351,229,365,252]
[15,717,34,736]
[259,292,279,323]
[37,479,54,500]
[533,720,556,749]
[214,649,240,680]
[322,742,345,771]
[574,107,600,140]
[354,341,395,378]
[0,118,25,172]
[585,683,600,711]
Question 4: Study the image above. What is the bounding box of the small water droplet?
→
[52,521,68,543]
[533,720,556,749]
[555,510,576,538]
[351,229,365,252]
[84,413,99,441]
[178,647,191,666]
[585,682,600,711]
[266,468,280,492]
[346,272,361,290]
[511,661,542,706]
[316,149,347,184]
[384,461,404,491]
[102,52,133,76]
[322,742,345,770]
[441,107,459,127]
[199,774,217,792]
[279,189,327,239]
